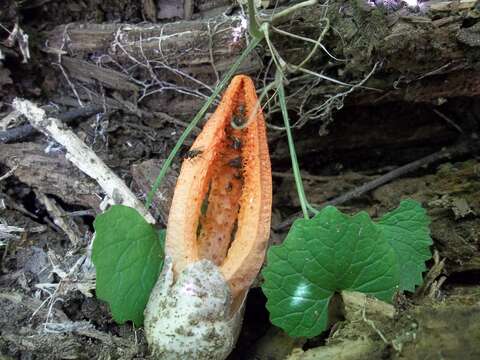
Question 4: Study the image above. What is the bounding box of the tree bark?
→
[45,0,480,119]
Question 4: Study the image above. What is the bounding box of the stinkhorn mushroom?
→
[144,75,272,359]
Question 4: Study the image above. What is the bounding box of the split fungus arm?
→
[165,75,272,305]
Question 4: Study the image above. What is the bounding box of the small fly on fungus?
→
[230,135,242,150]
[231,104,246,128]
[228,157,242,168]
[184,148,203,160]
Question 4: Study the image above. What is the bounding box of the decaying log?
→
[270,111,459,161]
[0,142,101,209]
[46,15,260,83]
[0,105,103,144]
[60,57,141,93]
[350,69,480,106]
[45,0,480,120]
[12,99,155,223]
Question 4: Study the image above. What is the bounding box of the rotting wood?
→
[51,94,204,132]
[0,224,26,243]
[46,15,260,75]
[195,0,233,14]
[341,291,395,321]
[371,159,480,274]
[0,291,138,358]
[0,110,21,131]
[45,0,480,119]
[60,57,140,93]
[270,111,458,161]
[0,105,103,144]
[156,0,188,20]
[349,69,480,106]
[12,98,155,223]
[287,338,377,360]
[0,142,101,209]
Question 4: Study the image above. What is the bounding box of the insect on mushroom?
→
[228,156,242,168]
[184,148,203,159]
[230,135,242,150]
[144,75,272,360]
[231,103,247,127]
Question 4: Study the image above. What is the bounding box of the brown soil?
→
[1,1,480,359]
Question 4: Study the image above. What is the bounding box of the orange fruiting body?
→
[165,75,272,305]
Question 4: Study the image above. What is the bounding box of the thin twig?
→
[297,63,380,125]
[0,165,18,181]
[63,209,96,217]
[272,23,345,62]
[56,24,83,107]
[361,300,389,344]
[272,170,372,182]
[296,65,378,89]
[273,141,474,231]
[35,191,82,250]
[432,109,464,134]
[414,250,445,299]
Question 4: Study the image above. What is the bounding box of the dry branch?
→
[0,105,102,144]
[12,98,155,223]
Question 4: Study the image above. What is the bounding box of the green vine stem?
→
[271,0,319,25]
[276,71,310,219]
[247,0,263,39]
